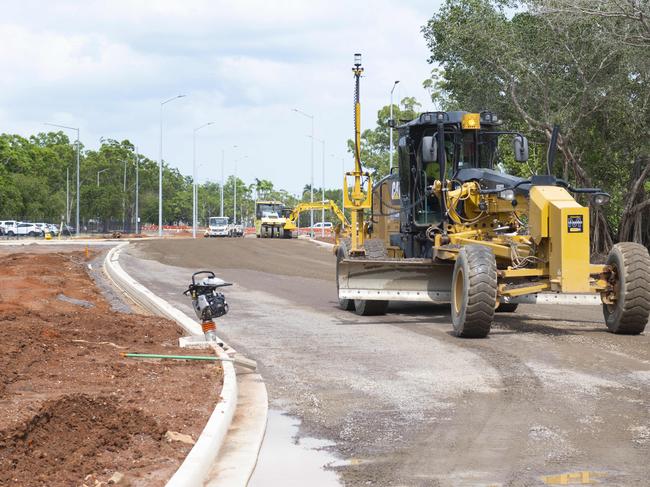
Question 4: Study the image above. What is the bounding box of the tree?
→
[0,130,309,232]
[421,0,650,251]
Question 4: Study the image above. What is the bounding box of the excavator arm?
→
[283,200,350,234]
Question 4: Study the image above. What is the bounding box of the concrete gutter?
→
[306,238,336,251]
[104,242,238,486]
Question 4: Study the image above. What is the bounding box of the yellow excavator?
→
[283,200,350,239]
[337,54,650,337]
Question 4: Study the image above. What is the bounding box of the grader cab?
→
[337,55,650,337]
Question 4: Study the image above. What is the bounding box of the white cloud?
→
[0,0,440,193]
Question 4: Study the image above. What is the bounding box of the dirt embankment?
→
[0,251,222,486]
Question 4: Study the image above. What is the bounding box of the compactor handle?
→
[191,270,215,285]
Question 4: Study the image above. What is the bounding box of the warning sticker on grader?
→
[567,215,584,233]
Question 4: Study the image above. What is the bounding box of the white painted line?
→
[104,243,238,487]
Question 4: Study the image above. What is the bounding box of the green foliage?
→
[421,0,650,247]
[0,131,347,231]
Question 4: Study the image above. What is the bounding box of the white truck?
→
[204,216,231,238]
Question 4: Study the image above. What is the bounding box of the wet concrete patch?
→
[249,409,341,486]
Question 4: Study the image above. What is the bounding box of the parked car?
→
[0,220,17,234]
[47,224,60,236]
[313,222,333,229]
[61,224,75,236]
[2,221,18,236]
[34,223,52,235]
[15,223,44,237]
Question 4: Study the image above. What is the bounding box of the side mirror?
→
[421,135,437,163]
[387,119,396,128]
[513,135,529,162]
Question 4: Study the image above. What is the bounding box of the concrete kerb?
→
[103,242,238,487]
[307,238,336,250]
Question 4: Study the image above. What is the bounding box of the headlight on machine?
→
[592,192,610,206]
[498,189,515,201]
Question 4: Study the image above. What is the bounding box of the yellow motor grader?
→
[337,54,650,337]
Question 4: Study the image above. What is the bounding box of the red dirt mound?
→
[0,250,222,486]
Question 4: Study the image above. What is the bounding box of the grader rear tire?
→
[603,242,650,334]
[451,245,497,338]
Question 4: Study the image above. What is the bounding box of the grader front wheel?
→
[451,245,497,338]
[603,242,650,335]
[336,240,355,311]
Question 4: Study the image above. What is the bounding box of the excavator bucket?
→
[337,258,453,303]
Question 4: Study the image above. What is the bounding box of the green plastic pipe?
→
[120,352,233,362]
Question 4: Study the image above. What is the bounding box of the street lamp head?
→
[394,80,400,85]
[354,53,362,67]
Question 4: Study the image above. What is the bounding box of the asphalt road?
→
[123,238,650,487]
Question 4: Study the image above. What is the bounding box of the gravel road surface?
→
[124,238,650,487]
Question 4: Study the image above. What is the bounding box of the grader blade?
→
[338,258,453,303]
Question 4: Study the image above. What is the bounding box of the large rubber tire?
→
[353,239,389,315]
[28,231,35,237]
[496,302,518,313]
[336,239,355,311]
[603,242,650,334]
[7,231,14,236]
[354,299,389,316]
[451,245,497,338]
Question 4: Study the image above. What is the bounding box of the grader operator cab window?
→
[399,126,528,230]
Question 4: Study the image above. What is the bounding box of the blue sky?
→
[0,0,441,194]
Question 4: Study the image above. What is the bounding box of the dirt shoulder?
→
[0,249,222,486]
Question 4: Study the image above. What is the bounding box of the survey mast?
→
[343,53,372,256]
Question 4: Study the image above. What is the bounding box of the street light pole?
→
[389,80,400,171]
[97,168,108,186]
[44,122,80,236]
[192,122,215,238]
[292,108,315,235]
[159,94,186,237]
[307,135,326,237]
[122,158,127,232]
[66,167,69,224]
[321,138,325,237]
[220,149,224,217]
[135,147,139,235]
